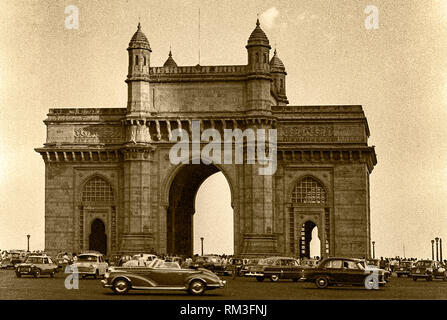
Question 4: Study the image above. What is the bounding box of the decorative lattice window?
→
[82,177,114,202]
[291,177,326,204]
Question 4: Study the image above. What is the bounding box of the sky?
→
[1,0,447,259]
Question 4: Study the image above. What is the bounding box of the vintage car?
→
[240,258,260,276]
[108,254,123,266]
[246,257,302,282]
[15,255,58,278]
[411,260,447,281]
[54,252,73,268]
[300,258,319,268]
[396,261,414,277]
[365,258,391,281]
[72,252,108,278]
[101,258,226,295]
[300,257,388,289]
[1,252,23,269]
[192,255,231,275]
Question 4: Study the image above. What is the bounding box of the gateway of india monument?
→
[35,20,377,259]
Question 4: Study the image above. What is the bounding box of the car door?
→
[321,259,344,283]
[342,260,365,285]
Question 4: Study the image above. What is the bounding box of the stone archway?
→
[89,218,107,255]
[166,163,233,257]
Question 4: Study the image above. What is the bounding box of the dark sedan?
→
[411,260,446,281]
[102,258,226,295]
[300,257,387,289]
[246,257,302,282]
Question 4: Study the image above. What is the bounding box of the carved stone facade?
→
[36,21,377,258]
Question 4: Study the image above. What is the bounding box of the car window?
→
[78,255,98,262]
[43,258,49,264]
[324,260,343,268]
[344,260,359,269]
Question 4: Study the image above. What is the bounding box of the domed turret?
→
[163,49,178,68]
[246,19,271,48]
[269,49,285,72]
[128,22,151,50]
[246,19,271,73]
[269,49,288,105]
[126,23,153,115]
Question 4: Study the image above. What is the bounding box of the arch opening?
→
[299,221,320,259]
[167,163,233,257]
[89,218,107,255]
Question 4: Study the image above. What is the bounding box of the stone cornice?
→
[277,146,377,172]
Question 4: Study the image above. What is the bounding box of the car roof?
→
[324,257,363,262]
[79,252,102,256]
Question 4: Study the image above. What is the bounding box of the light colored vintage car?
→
[102,258,226,295]
[72,252,108,278]
[15,255,58,278]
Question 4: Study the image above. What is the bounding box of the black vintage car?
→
[300,257,387,289]
[411,260,447,281]
[192,255,231,275]
[396,261,414,277]
[102,258,226,295]
[246,257,302,282]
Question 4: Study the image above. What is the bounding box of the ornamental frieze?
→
[73,126,124,143]
[277,124,364,143]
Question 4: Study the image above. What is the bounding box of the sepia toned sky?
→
[1,0,447,259]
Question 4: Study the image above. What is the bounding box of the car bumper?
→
[245,272,264,277]
[412,274,430,278]
[207,280,226,289]
[101,279,113,288]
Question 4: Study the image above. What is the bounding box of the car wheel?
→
[270,275,279,282]
[256,276,265,282]
[292,278,299,282]
[34,269,40,278]
[112,279,130,295]
[413,277,417,281]
[315,276,329,289]
[16,273,21,278]
[94,270,99,279]
[426,276,433,281]
[189,280,206,296]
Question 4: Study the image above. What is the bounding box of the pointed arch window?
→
[82,177,114,202]
[291,177,326,204]
[135,55,139,66]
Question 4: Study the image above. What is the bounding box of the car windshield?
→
[258,259,275,265]
[415,261,432,267]
[78,255,98,262]
[150,259,181,269]
[25,257,44,264]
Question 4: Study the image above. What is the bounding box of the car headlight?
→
[89,265,95,270]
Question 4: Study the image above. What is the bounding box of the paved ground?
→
[0,268,446,300]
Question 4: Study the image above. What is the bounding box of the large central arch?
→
[166,163,234,257]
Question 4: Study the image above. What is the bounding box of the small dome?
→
[128,23,151,51]
[246,19,271,48]
[269,49,285,72]
[163,50,178,67]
